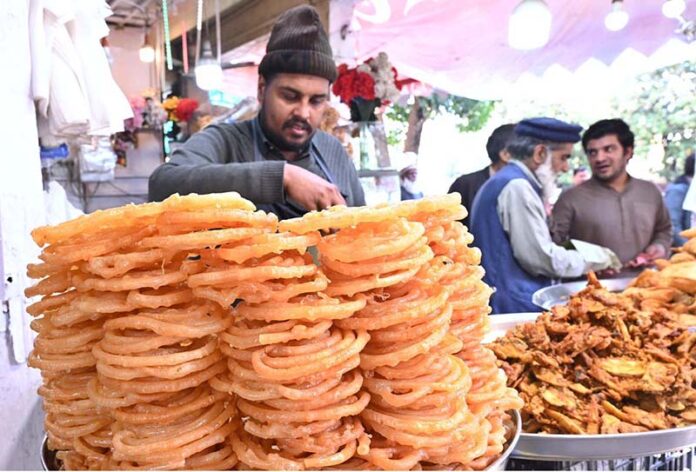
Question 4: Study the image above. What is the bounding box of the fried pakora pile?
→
[490,273,696,435]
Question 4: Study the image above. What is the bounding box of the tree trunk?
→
[403,98,427,154]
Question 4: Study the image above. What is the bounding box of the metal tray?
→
[40,412,522,471]
[512,426,696,461]
[485,314,696,462]
[486,409,522,470]
[532,278,633,310]
[40,436,59,471]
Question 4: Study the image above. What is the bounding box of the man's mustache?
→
[283,119,311,131]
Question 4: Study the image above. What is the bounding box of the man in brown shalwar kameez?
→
[551,119,672,273]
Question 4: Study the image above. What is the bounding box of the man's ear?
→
[625,146,634,161]
[499,149,511,164]
[257,76,266,104]
[532,144,547,166]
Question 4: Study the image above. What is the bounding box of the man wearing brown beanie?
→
[148,5,365,219]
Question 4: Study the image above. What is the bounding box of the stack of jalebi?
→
[27,191,521,471]
[205,225,370,469]
[27,193,256,470]
[279,195,521,470]
[403,197,523,469]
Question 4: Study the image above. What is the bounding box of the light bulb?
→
[604,0,629,31]
[662,0,686,18]
[508,0,552,50]
[139,45,155,63]
[195,40,223,90]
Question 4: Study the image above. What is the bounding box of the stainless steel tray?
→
[532,278,633,310]
[512,425,696,461]
[486,314,696,462]
[485,409,522,470]
[40,436,59,471]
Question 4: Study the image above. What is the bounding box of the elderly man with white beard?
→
[469,118,619,314]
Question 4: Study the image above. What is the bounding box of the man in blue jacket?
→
[470,118,618,314]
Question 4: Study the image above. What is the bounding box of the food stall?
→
[4,0,696,470]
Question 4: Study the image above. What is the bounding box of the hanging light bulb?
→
[195,39,223,90]
[508,0,552,50]
[662,0,686,19]
[604,0,629,31]
[139,30,155,63]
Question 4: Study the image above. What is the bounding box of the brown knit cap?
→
[258,5,337,82]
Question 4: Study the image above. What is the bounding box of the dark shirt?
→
[664,175,692,246]
[551,176,672,263]
[400,186,423,201]
[148,117,365,217]
[448,167,490,228]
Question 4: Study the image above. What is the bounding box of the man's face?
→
[549,143,573,175]
[258,73,330,152]
[585,134,632,182]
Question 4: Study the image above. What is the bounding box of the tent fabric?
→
[350,0,695,99]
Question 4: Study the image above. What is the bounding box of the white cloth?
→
[30,0,90,139]
[69,0,132,136]
[44,180,83,225]
[684,177,696,213]
[496,161,618,279]
[29,0,131,142]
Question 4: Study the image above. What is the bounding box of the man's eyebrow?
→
[278,86,328,99]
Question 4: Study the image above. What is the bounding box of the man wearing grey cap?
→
[149,5,365,219]
[470,117,619,314]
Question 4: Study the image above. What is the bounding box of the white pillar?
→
[0,1,48,469]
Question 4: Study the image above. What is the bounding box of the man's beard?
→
[259,107,314,152]
[536,152,561,207]
[401,177,421,196]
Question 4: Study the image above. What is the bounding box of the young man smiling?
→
[149,5,365,219]
[551,119,672,269]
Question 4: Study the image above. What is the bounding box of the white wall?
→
[0,1,49,469]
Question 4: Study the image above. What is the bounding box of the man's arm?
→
[647,196,673,257]
[550,191,574,245]
[148,124,286,203]
[498,180,610,278]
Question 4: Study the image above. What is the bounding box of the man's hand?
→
[625,244,666,269]
[283,164,346,212]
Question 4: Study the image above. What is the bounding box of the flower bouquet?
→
[332,52,403,169]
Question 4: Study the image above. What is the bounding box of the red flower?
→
[332,64,376,104]
[174,98,199,122]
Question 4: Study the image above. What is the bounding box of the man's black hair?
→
[486,124,516,165]
[581,119,634,152]
[685,153,695,178]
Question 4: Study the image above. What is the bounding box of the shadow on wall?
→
[0,331,45,470]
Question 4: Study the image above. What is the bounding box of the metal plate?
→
[513,426,696,461]
[41,436,60,471]
[483,312,541,344]
[532,278,633,310]
[485,313,696,462]
[485,410,522,470]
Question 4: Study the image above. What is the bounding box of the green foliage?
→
[385,104,410,146]
[418,94,497,132]
[618,61,695,180]
[384,93,496,147]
